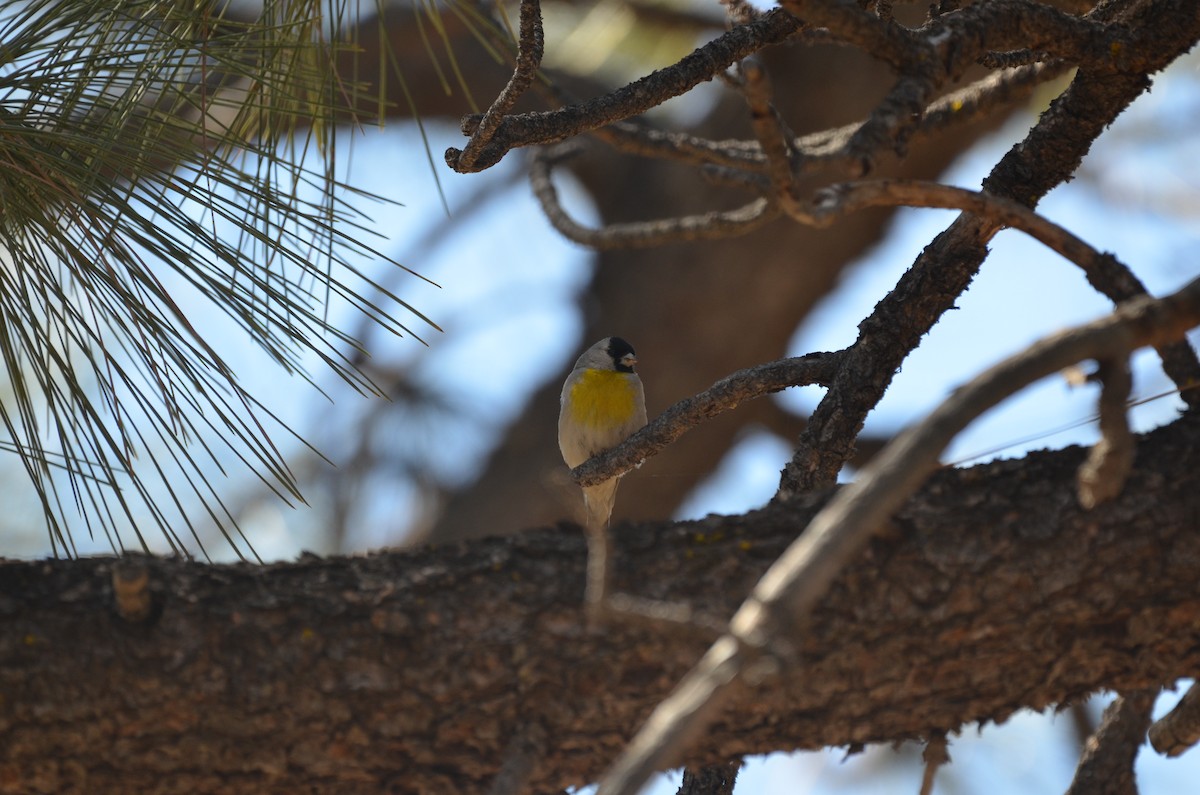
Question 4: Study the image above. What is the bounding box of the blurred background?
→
[2,0,1199,792]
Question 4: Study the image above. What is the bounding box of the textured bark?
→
[4,412,1200,794]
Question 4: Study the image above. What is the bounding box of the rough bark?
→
[5,412,1200,794]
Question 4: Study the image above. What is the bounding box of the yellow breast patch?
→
[567,369,639,428]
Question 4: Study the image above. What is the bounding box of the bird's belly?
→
[566,369,639,430]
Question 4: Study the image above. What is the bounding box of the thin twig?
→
[525,61,1064,254]
[804,179,1148,296]
[598,120,767,173]
[920,735,950,795]
[805,179,1132,278]
[590,59,1062,183]
[607,59,1063,181]
[448,0,545,172]
[449,8,804,171]
[529,145,781,248]
[594,276,1200,795]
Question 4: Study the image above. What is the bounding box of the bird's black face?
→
[607,337,637,373]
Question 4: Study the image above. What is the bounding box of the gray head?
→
[572,336,638,373]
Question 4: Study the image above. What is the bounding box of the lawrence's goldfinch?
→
[558,336,647,607]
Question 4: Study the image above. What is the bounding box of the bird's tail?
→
[582,478,620,608]
[583,478,619,532]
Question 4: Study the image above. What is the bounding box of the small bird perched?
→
[558,336,647,608]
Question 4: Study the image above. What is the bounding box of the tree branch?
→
[781,58,1184,495]
[448,0,545,172]
[454,0,1159,176]
[447,8,804,172]
[7,412,1200,793]
[529,145,781,249]
[565,173,1200,491]
[1076,356,1135,508]
[1064,691,1156,795]
[920,735,950,795]
[590,59,1064,180]
[799,179,1200,398]
[676,761,740,795]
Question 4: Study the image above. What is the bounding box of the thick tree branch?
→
[6,413,1200,793]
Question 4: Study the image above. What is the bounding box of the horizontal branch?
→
[6,414,1200,793]
[529,146,781,249]
[592,59,1064,180]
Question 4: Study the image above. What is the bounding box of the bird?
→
[558,336,648,608]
